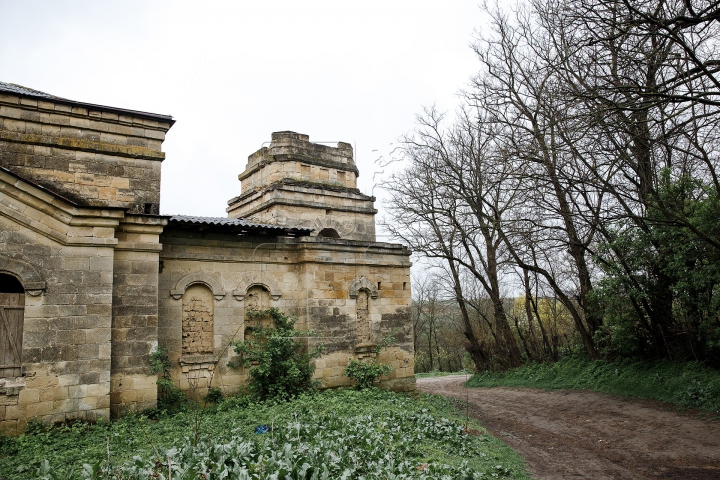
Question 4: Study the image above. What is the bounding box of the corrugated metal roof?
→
[168,215,312,235]
[0,81,175,125]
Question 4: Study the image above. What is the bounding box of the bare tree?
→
[384,106,525,370]
[387,0,720,366]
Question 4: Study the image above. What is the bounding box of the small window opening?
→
[377,282,381,290]
[318,228,340,238]
[325,209,332,215]
[403,282,407,290]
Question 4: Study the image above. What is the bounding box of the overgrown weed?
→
[0,389,529,479]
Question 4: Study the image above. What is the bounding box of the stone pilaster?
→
[110,215,166,416]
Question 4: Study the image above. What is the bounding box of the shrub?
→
[229,308,323,400]
[344,331,397,388]
[204,386,223,404]
[344,358,393,388]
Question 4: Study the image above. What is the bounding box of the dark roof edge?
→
[167,215,313,236]
[0,83,175,127]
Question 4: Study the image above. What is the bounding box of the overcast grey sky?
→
[0,1,485,234]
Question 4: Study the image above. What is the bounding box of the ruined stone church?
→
[0,82,413,434]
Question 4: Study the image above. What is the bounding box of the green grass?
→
[468,357,720,412]
[0,388,529,479]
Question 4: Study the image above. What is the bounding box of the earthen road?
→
[417,375,720,479]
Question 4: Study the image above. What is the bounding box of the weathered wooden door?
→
[0,293,24,377]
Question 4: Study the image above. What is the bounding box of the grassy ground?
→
[0,388,530,479]
[468,357,720,412]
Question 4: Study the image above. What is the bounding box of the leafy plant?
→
[204,386,223,404]
[1,389,529,479]
[591,173,720,363]
[344,331,398,388]
[149,345,186,412]
[344,358,393,388]
[229,308,323,400]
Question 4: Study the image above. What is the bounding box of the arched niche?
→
[356,289,372,345]
[0,253,45,297]
[181,284,214,355]
[170,272,225,300]
[350,276,378,350]
[318,228,340,238]
[348,276,378,299]
[244,285,274,332]
[233,274,282,301]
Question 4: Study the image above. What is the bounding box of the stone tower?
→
[226,131,377,241]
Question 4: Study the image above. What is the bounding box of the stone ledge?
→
[354,343,377,359]
[0,130,166,161]
[229,197,377,219]
[0,377,26,398]
[239,152,359,182]
[0,92,173,130]
[179,355,217,374]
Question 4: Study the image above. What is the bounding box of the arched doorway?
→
[0,273,24,378]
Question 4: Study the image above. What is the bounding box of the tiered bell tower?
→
[227,131,377,241]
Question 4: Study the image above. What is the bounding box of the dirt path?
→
[417,376,720,479]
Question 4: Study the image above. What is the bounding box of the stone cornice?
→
[0,89,174,129]
[159,236,412,266]
[228,196,377,218]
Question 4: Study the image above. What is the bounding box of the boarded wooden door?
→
[0,293,24,377]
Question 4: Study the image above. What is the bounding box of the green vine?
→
[149,345,186,412]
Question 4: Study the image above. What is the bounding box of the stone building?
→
[0,82,413,434]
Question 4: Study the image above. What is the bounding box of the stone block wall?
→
[229,186,377,241]
[0,90,172,212]
[0,170,121,434]
[245,131,355,170]
[157,229,413,399]
[239,156,358,191]
[296,238,414,390]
